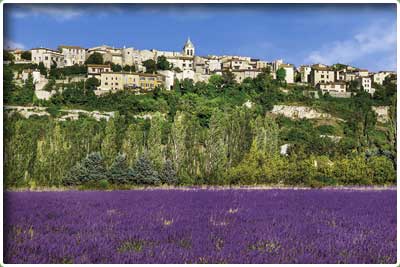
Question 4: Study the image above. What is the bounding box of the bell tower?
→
[183,37,195,57]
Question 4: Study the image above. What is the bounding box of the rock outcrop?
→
[271,105,333,120]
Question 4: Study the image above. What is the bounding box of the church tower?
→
[183,37,195,57]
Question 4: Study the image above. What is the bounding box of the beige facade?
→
[87,64,111,78]
[99,72,165,93]
[256,60,269,70]
[299,65,311,83]
[318,82,347,93]
[59,45,86,66]
[232,69,261,83]
[344,72,356,82]
[355,69,369,77]
[10,49,23,61]
[280,64,295,84]
[373,71,395,85]
[222,58,252,71]
[157,70,175,90]
[138,73,165,91]
[358,77,374,94]
[31,48,64,68]
[99,72,140,92]
[310,65,335,86]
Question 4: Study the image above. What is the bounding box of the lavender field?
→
[4,189,396,264]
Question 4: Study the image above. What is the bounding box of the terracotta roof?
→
[319,81,346,85]
[87,64,111,68]
[59,45,84,50]
[100,71,165,78]
[280,63,294,68]
[231,69,261,73]
[312,66,332,71]
[31,47,61,54]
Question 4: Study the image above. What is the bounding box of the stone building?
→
[31,47,64,68]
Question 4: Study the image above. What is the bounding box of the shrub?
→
[368,156,396,184]
[108,153,135,184]
[97,179,109,190]
[133,154,160,185]
[159,160,179,185]
[63,152,107,185]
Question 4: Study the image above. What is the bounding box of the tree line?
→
[4,106,395,189]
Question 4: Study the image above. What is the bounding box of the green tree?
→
[3,50,14,61]
[21,51,32,60]
[111,63,122,72]
[250,115,279,156]
[18,73,35,104]
[368,156,396,184]
[38,62,47,76]
[123,65,135,72]
[204,110,228,183]
[4,65,16,103]
[160,160,179,185]
[85,77,100,90]
[147,113,165,169]
[34,124,71,186]
[122,124,145,167]
[4,120,38,187]
[85,52,104,65]
[156,55,172,70]
[101,117,118,167]
[64,152,107,186]
[276,67,286,85]
[386,93,396,169]
[222,70,236,88]
[133,154,160,185]
[143,59,157,73]
[108,153,134,184]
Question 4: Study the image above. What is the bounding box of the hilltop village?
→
[4,38,396,101]
[3,38,397,189]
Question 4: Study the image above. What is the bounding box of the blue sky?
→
[4,4,397,71]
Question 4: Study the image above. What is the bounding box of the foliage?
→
[157,56,172,70]
[276,67,286,84]
[85,77,100,90]
[63,152,107,186]
[85,52,104,65]
[143,59,157,73]
[160,160,179,185]
[21,51,32,60]
[108,153,134,184]
[132,154,160,185]
[3,50,14,61]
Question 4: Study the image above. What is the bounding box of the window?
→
[105,82,108,85]
[45,56,49,60]
[115,83,118,86]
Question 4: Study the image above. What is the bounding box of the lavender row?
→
[4,189,396,263]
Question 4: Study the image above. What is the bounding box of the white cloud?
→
[12,5,83,21]
[305,21,396,69]
[4,39,25,50]
[10,4,124,22]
